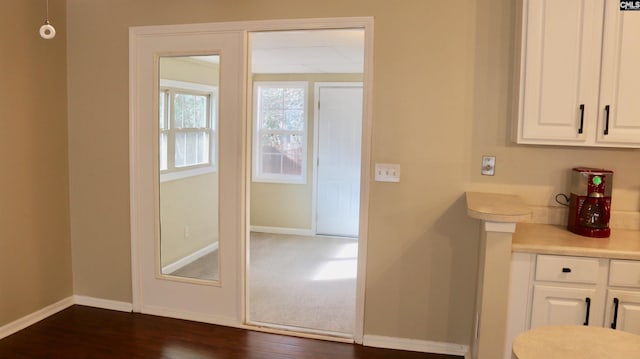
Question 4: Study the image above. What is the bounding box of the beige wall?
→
[160,173,218,266]
[0,0,72,326]
[66,0,640,346]
[250,73,363,230]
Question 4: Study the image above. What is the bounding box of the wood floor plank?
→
[0,306,462,359]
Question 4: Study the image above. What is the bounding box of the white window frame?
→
[252,81,308,184]
[159,79,218,182]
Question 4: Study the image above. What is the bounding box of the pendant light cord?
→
[44,0,50,23]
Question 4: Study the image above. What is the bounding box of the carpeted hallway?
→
[249,232,358,335]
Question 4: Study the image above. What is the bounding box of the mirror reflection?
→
[159,55,220,282]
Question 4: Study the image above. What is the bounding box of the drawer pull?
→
[584,297,591,326]
[562,267,572,273]
[611,298,620,329]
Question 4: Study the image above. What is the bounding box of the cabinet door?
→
[597,2,640,147]
[530,285,602,328]
[605,289,640,335]
[518,0,604,144]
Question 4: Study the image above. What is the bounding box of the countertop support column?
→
[475,221,516,359]
[466,192,531,359]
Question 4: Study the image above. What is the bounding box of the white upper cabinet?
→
[515,0,640,147]
[597,2,640,145]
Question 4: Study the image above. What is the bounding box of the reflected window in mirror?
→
[160,80,218,182]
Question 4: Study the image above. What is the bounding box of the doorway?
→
[247,30,364,337]
[129,17,373,343]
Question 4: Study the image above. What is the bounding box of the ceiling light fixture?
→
[39,0,56,40]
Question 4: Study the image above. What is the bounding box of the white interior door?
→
[130,25,245,325]
[315,84,363,237]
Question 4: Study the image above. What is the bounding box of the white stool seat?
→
[513,325,640,359]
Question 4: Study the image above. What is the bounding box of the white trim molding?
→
[0,296,134,341]
[244,320,353,342]
[249,225,314,236]
[161,242,219,274]
[74,296,133,312]
[363,335,470,358]
[0,297,74,340]
[484,221,517,233]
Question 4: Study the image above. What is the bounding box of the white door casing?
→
[129,25,245,325]
[314,84,363,238]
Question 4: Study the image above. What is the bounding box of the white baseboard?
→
[250,225,314,236]
[0,296,74,340]
[73,295,133,312]
[161,242,219,274]
[363,335,469,358]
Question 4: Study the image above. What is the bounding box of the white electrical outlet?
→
[375,163,400,182]
[481,156,496,176]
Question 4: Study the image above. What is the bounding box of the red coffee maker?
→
[567,167,613,238]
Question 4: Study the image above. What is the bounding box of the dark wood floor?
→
[0,306,462,359]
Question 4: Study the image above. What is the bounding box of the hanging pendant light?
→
[39,0,56,40]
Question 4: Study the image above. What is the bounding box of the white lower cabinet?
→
[605,259,640,335]
[604,289,640,335]
[530,285,602,328]
[506,254,640,359]
[529,255,608,329]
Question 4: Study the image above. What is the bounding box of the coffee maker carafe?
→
[567,168,613,238]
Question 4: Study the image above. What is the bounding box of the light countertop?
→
[513,223,640,260]
[466,192,532,222]
[466,192,640,259]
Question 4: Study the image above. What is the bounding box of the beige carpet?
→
[169,250,219,281]
[169,232,358,335]
[249,232,357,335]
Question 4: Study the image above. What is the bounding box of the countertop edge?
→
[512,223,640,260]
[466,192,532,223]
[512,244,640,261]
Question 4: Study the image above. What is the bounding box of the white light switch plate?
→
[375,163,400,182]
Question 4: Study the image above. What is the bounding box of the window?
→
[253,82,308,183]
[159,80,217,181]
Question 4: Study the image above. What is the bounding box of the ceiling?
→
[190,29,365,74]
[250,29,364,74]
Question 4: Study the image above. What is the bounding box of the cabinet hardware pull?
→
[578,104,585,134]
[611,297,620,329]
[604,105,610,135]
[562,267,571,273]
[584,297,591,326]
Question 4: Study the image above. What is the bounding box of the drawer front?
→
[609,260,640,288]
[535,255,601,284]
